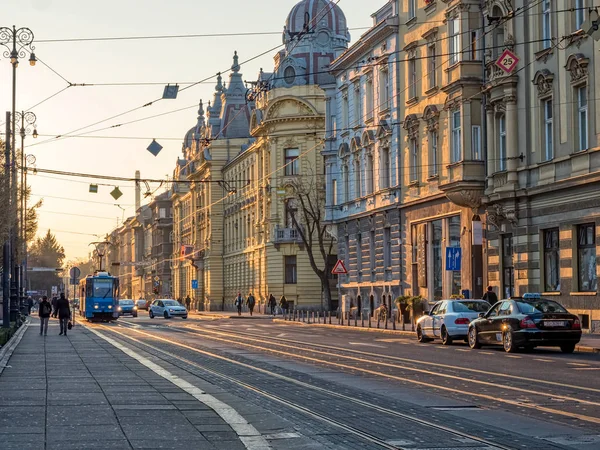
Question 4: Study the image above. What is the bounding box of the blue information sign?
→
[446,247,462,271]
[191,279,198,289]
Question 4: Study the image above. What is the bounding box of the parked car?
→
[136,299,149,311]
[149,299,188,319]
[468,294,582,353]
[416,299,491,345]
[117,299,138,317]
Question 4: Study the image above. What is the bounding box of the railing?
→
[493,171,508,189]
[272,226,303,244]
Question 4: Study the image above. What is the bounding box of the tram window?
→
[94,280,113,298]
[86,283,93,298]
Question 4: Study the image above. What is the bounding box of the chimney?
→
[135,170,141,211]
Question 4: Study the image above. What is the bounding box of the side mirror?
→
[424,310,430,315]
[478,312,485,318]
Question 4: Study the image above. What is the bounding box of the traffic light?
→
[153,287,159,294]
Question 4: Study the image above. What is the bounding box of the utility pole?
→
[2,112,11,328]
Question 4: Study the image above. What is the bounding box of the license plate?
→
[545,321,565,327]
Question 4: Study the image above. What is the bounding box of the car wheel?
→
[133,313,138,318]
[468,326,481,349]
[164,311,169,319]
[441,326,453,346]
[182,316,188,320]
[502,330,518,353]
[149,310,154,319]
[560,343,576,354]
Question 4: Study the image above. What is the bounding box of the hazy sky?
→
[1,0,379,260]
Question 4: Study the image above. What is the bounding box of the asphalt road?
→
[86,314,600,450]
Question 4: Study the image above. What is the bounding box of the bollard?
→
[361,312,364,328]
[385,314,388,329]
[392,311,396,330]
[347,312,350,326]
[377,315,380,329]
[328,311,331,325]
[340,311,343,326]
[368,315,371,328]
[354,313,358,327]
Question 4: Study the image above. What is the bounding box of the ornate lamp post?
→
[0,25,36,322]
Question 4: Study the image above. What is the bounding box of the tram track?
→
[117,320,600,425]
[96,322,519,450]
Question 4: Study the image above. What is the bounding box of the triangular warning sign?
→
[331,259,347,275]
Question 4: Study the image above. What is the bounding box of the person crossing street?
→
[246,293,256,316]
[234,292,244,316]
[268,294,277,316]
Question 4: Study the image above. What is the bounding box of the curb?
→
[0,321,30,376]
[273,320,600,353]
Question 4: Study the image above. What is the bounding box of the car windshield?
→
[119,300,134,305]
[162,300,179,306]
[453,301,491,313]
[516,300,568,314]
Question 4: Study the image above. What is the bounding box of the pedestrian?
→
[268,294,277,316]
[246,293,255,316]
[38,296,51,336]
[482,286,498,304]
[185,296,191,311]
[51,296,59,318]
[27,297,33,315]
[279,294,288,316]
[56,293,71,336]
[234,292,244,316]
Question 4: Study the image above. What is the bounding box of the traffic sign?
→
[446,247,462,271]
[191,279,198,289]
[69,278,79,285]
[70,267,81,279]
[331,260,348,275]
[496,49,519,74]
[154,276,160,282]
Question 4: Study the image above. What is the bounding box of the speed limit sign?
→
[496,49,519,74]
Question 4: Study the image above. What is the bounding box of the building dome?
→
[285,0,348,40]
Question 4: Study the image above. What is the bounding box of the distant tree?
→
[28,230,65,295]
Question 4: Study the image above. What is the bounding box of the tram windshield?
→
[94,279,114,298]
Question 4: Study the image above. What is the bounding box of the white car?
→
[149,299,188,319]
[416,299,491,345]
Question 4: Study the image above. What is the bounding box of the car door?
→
[489,301,512,343]
[432,301,447,337]
[422,303,440,336]
[478,302,502,343]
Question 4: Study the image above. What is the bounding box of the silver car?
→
[149,299,188,319]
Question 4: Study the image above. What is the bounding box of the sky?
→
[0,0,379,260]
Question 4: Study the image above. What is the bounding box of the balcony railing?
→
[272,226,303,244]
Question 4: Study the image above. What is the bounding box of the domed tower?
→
[275,0,350,88]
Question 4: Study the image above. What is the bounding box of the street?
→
[72,314,600,449]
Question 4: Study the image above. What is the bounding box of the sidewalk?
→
[273,316,600,354]
[0,318,251,450]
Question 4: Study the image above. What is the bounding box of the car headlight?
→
[169,309,174,312]
[94,304,99,309]
[108,305,113,309]
[133,306,138,310]
[118,307,122,311]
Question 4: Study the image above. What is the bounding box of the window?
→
[470,30,480,60]
[502,234,515,299]
[383,227,391,267]
[577,86,588,151]
[429,131,438,177]
[544,228,560,292]
[432,219,443,299]
[365,154,374,194]
[499,115,507,171]
[577,224,597,292]
[285,256,297,284]
[410,139,419,182]
[543,99,553,161]
[343,164,349,202]
[284,66,296,84]
[285,199,297,228]
[330,115,337,139]
[379,69,389,111]
[380,147,390,189]
[471,125,481,160]
[449,16,461,65]
[353,85,360,126]
[409,57,417,99]
[369,229,376,272]
[331,179,337,205]
[427,44,437,89]
[576,0,586,30]
[354,158,362,198]
[342,94,349,130]
[408,0,416,20]
[451,110,462,163]
[284,148,299,175]
[448,216,461,296]
[542,0,552,49]
[356,233,362,270]
[366,77,374,120]
[159,207,166,219]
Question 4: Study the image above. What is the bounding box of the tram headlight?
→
[117,307,122,312]
[108,305,113,310]
[94,304,99,309]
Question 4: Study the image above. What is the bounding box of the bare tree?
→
[286,169,336,310]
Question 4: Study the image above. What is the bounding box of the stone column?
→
[486,104,495,190]
[505,95,518,184]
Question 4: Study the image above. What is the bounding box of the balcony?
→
[272,225,304,249]
[438,160,486,209]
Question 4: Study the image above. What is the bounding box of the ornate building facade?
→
[483,1,600,331]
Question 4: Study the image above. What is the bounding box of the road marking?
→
[480,352,495,355]
[348,342,386,348]
[534,359,554,362]
[88,327,271,450]
[455,349,470,352]
[505,355,521,359]
[568,363,590,367]
[276,333,287,338]
[375,338,411,343]
[574,367,600,370]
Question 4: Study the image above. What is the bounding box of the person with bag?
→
[38,296,52,336]
[234,292,244,316]
[279,295,288,316]
[268,294,277,316]
[56,293,71,336]
[246,293,256,316]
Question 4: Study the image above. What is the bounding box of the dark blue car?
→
[118,299,138,317]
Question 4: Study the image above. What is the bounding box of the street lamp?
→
[0,25,36,325]
[16,111,37,257]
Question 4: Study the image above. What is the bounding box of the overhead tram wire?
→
[30,193,134,207]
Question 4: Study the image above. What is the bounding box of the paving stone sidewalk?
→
[0,319,247,450]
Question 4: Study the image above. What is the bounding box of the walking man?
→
[279,294,288,316]
[185,296,191,311]
[246,293,256,316]
[268,294,277,316]
[234,292,244,316]
[57,293,71,336]
[482,286,498,304]
[39,296,51,336]
[51,296,59,318]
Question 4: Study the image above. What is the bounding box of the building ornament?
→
[443,94,462,112]
[444,1,470,21]
[565,53,589,84]
[421,27,439,43]
[487,203,518,228]
[422,105,440,132]
[503,34,515,51]
[403,114,420,140]
[532,69,554,97]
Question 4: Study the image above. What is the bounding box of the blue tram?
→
[79,272,119,322]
